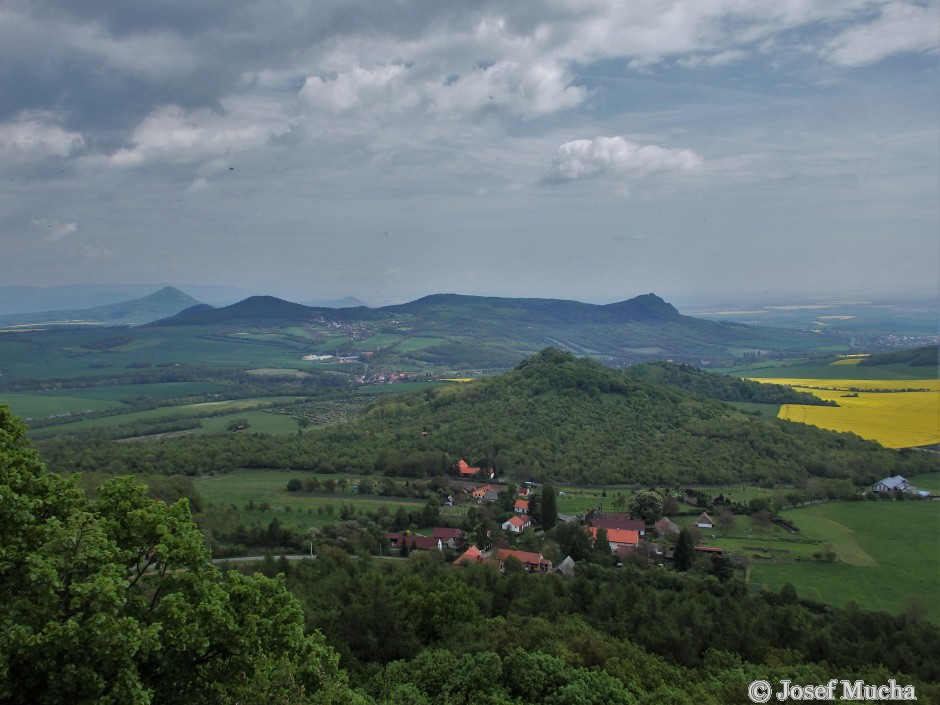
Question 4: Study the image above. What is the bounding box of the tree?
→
[629,490,664,523]
[540,483,558,530]
[716,508,736,536]
[286,478,303,492]
[0,405,360,705]
[751,509,773,533]
[673,527,696,572]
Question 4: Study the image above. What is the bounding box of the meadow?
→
[188,465,940,621]
[25,396,303,439]
[193,468,429,537]
[746,501,940,621]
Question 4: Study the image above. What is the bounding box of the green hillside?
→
[858,344,938,368]
[35,349,937,486]
[625,360,836,405]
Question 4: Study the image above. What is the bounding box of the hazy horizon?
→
[2,2,938,305]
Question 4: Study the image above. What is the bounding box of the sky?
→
[1,0,938,306]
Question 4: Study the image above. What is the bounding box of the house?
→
[555,556,577,577]
[490,548,552,572]
[501,515,531,534]
[453,546,552,573]
[387,532,444,552]
[454,545,484,565]
[584,510,646,535]
[432,527,465,549]
[587,526,639,551]
[654,517,679,538]
[513,499,529,514]
[872,475,910,492]
[472,485,499,502]
[517,486,530,497]
[455,459,494,480]
[696,512,714,529]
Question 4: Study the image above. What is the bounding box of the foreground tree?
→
[0,405,361,705]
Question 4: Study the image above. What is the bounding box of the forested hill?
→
[39,349,937,486]
[858,344,939,367]
[625,360,836,406]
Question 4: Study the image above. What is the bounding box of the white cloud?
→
[0,114,84,161]
[821,1,940,67]
[543,136,702,184]
[31,219,78,242]
[107,104,291,169]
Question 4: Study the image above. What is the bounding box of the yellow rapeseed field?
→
[749,378,940,449]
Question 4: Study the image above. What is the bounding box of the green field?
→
[26,396,302,438]
[198,410,302,435]
[719,359,937,381]
[746,501,940,621]
[3,382,229,420]
[909,472,940,493]
[194,469,428,534]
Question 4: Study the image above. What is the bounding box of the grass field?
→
[753,378,939,448]
[26,396,303,438]
[194,469,428,534]
[723,359,938,381]
[746,501,940,621]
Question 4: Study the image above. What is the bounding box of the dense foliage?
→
[37,349,937,487]
[272,549,940,704]
[625,360,836,405]
[0,406,360,705]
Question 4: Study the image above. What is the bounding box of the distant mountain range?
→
[151,291,840,366]
[0,286,850,368]
[0,287,202,328]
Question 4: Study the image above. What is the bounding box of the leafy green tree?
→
[0,405,359,705]
[540,483,558,530]
[629,490,663,523]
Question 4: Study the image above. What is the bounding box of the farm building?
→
[871,475,909,492]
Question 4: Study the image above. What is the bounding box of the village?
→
[381,461,935,577]
[383,459,734,575]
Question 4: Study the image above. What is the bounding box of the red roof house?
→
[513,499,529,514]
[490,548,552,572]
[587,526,640,551]
[454,545,484,565]
[585,510,646,535]
[501,515,531,534]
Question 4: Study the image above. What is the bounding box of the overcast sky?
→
[2,0,938,306]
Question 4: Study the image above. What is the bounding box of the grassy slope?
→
[748,501,940,621]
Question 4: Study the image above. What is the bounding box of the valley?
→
[1,288,937,704]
